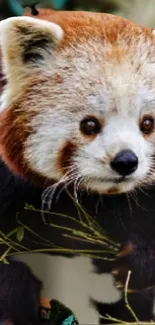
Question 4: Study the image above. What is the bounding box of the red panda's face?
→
[0,10,155,194]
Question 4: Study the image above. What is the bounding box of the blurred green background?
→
[0,0,155,27]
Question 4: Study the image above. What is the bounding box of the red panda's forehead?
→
[25,9,153,49]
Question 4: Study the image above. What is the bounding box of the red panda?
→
[0,9,155,324]
[0,9,155,195]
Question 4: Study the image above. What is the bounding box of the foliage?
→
[0,191,120,262]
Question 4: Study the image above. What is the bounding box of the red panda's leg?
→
[0,260,42,324]
[113,233,155,291]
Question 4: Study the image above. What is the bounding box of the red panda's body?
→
[1,9,155,324]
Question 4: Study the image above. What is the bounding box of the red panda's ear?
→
[0,16,63,80]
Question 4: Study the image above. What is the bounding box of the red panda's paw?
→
[112,240,136,292]
[112,236,155,292]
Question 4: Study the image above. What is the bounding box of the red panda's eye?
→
[80,117,101,135]
[140,116,154,135]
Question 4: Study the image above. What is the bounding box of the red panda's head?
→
[0,10,155,194]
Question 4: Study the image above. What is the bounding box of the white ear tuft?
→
[152,29,155,36]
[0,16,63,77]
[0,16,63,45]
[0,16,64,111]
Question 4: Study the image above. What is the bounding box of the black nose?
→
[111,150,138,176]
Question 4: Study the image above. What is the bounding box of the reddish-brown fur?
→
[24,9,151,48]
[0,103,51,186]
[58,141,77,173]
[0,75,57,186]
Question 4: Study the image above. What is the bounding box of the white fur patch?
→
[0,16,64,112]
[0,16,63,43]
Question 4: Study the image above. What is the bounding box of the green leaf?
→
[2,258,9,265]
[16,226,24,242]
[24,203,35,210]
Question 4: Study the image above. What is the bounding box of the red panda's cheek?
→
[0,107,53,187]
[0,107,26,172]
[57,140,78,175]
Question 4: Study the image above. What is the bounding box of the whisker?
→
[126,193,133,217]
[56,173,79,203]
[41,166,78,212]
[73,176,84,204]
